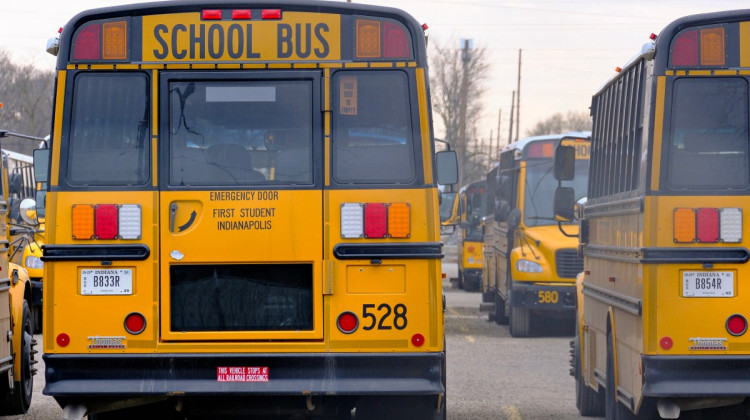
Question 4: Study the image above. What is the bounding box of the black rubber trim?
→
[44,352,445,396]
[640,247,750,264]
[510,283,577,311]
[643,355,750,396]
[333,242,443,260]
[42,244,150,261]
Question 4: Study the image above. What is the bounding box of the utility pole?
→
[516,49,522,142]
[508,91,515,144]
[458,39,472,186]
[488,129,494,163]
[496,108,502,156]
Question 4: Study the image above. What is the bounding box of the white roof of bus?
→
[500,131,591,155]
[2,150,33,164]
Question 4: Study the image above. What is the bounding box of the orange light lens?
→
[700,27,725,66]
[673,208,695,243]
[102,21,127,60]
[72,204,95,240]
[356,19,381,58]
[388,203,410,238]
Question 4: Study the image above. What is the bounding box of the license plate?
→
[682,271,734,297]
[81,269,133,295]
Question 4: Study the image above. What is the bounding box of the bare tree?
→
[0,49,54,154]
[430,40,490,186]
[526,110,592,137]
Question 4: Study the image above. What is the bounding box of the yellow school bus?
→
[483,133,590,337]
[455,180,485,292]
[38,1,456,418]
[557,9,750,418]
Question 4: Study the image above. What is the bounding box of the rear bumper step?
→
[44,352,445,396]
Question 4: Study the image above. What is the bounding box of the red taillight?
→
[74,23,101,60]
[659,336,673,351]
[124,312,147,335]
[232,9,251,19]
[411,333,425,347]
[467,246,475,253]
[696,208,719,243]
[95,204,119,239]
[337,312,358,334]
[202,9,222,20]
[364,203,387,238]
[727,314,748,336]
[56,333,70,347]
[383,21,409,58]
[261,9,282,20]
[672,30,698,66]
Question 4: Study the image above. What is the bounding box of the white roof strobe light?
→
[118,204,142,240]
[341,203,364,238]
[720,207,742,243]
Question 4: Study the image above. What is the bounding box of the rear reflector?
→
[727,314,748,336]
[124,312,147,335]
[337,311,358,334]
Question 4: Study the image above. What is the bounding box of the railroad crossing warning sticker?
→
[217,366,269,382]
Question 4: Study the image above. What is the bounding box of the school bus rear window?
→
[169,79,313,186]
[332,70,415,184]
[67,72,150,186]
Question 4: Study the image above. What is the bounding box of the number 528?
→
[362,303,408,330]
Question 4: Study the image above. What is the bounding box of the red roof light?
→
[202,9,222,20]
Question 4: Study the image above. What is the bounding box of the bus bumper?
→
[44,352,445,397]
[462,268,482,290]
[510,283,576,313]
[643,355,750,396]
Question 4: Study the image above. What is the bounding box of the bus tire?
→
[494,293,509,325]
[606,330,635,420]
[0,300,34,415]
[509,304,530,337]
[574,324,604,416]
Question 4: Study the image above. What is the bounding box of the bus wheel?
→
[606,331,634,420]
[574,324,604,416]
[494,294,508,325]
[509,305,530,337]
[0,300,34,415]
[355,396,443,420]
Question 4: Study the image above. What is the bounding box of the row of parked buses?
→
[3,1,750,419]
[445,8,750,420]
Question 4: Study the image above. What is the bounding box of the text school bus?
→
[483,133,590,337]
[557,9,750,419]
[38,1,457,418]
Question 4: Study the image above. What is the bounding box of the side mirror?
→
[439,191,458,224]
[436,150,458,186]
[554,145,575,181]
[507,208,522,229]
[553,186,576,222]
[494,200,509,222]
[19,198,38,226]
[33,149,49,183]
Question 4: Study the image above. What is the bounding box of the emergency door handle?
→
[170,202,178,232]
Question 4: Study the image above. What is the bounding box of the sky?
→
[1,0,749,146]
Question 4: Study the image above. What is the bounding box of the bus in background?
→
[557,10,750,418]
[483,133,590,337]
[38,1,456,418]
[4,149,44,333]
[454,180,485,292]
